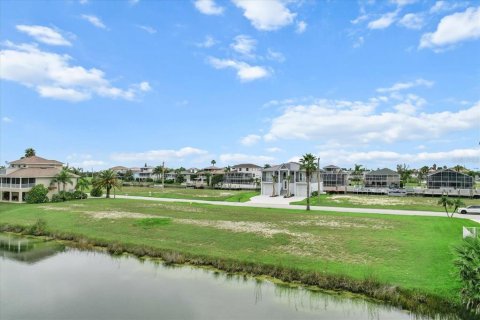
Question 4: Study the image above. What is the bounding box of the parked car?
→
[458,205,480,214]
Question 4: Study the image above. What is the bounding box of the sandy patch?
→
[288,217,392,229]
[330,195,411,206]
[81,211,160,219]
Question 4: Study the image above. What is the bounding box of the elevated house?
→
[133,163,154,181]
[0,155,78,202]
[223,163,261,189]
[179,168,199,184]
[192,166,225,187]
[322,165,348,193]
[426,169,474,189]
[364,168,400,188]
[261,162,322,197]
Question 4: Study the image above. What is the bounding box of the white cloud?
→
[16,25,71,46]
[2,116,12,123]
[66,153,106,169]
[194,0,224,15]
[129,0,140,5]
[79,0,88,4]
[263,98,480,145]
[368,11,399,29]
[219,153,275,164]
[208,57,270,82]
[137,25,157,34]
[232,0,296,31]
[240,134,261,146]
[266,49,285,62]
[296,21,307,34]
[0,41,149,102]
[377,78,434,93]
[420,6,480,49]
[81,14,107,29]
[430,1,466,14]
[197,35,217,48]
[390,0,417,6]
[111,147,208,162]
[231,35,256,57]
[137,81,151,92]
[398,13,424,29]
[266,147,283,153]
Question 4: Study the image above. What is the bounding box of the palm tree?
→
[75,176,90,193]
[450,198,465,217]
[299,153,318,211]
[225,166,231,189]
[272,175,278,197]
[418,165,430,181]
[438,195,453,217]
[264,164,271,169]
[94,169,121,198]
[211,160,216,167]
[352,164,364,186]
[24,148,36,158]
[453,165,465,172]
[153,166,163,182]
[286,174,292,197]
[52,168,73,192]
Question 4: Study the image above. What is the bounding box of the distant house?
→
[364,168,400,188]
[110,166,128,174]
[179,168,199,184]
[223,163,261,189]
[426,169,474,189]
[322,165,348,192]
[0,155,79,202]
[133,164,154,180]
[261,162,322,197]
[192,166,225,187]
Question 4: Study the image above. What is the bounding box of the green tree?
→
[299,153,318,211]
[453,165,465,172]
[351,164,364,186]
[94,169,121,198]
[264,164,271,169]
[153,166,163,182]
[451,198,465,217]
[124,169,134,181]
[418,165,430,181]
[438,195,453,217]
[397,163,413,185]
[211,174,224,188]
[24,148,36,158]
[52,168,73,192]
[75,176,91,193]
[454,238,480,314]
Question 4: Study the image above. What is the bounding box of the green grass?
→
[115,186,259,202]
[0,198,478,309]
[292,194,480,212]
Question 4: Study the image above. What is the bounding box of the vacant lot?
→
[114,186,259,202]
[1,198,477,309]
[292,194,480,212]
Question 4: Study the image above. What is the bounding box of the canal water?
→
[0,234,417,319]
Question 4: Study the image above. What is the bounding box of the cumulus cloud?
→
[420,6,480,49]
[240,134,261,146]
[263,98,480,145]
[194,0,224,15]
[81,14,107,29]
[208,57,270,82]
[111,147,208,162]
[0,41,150,102]
[16,25,72,46]
[296,21,307,33]
[232,0,296,31]
[377,78,434,93]
[398,13,424,29]
[430,1,466,14]
[67,153,106,168]
[231,35,256,57]
[219,153,275,164]
[368,11,399,29]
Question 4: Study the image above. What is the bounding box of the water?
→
[0,234,416,320]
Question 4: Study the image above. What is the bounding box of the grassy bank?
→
[115,186,259,202]
[0,199,478,317]
[291,194,480,212]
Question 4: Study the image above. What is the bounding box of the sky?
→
[1,0,479,171]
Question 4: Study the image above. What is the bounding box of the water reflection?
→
[0,234,430,320]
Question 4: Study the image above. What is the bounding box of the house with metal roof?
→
[364,168,400,188]
[261,162,323,197]
[0,155,78,202]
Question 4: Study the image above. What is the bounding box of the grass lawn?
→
[1,198,478,309]
[114,186,259,202]
[292,194,480,212]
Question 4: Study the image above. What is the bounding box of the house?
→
[223,163,261,189]
[364,168,400,188]
[261,162,323,197]
[190,166,225,187]
[133,163,154,181]
[110,166,128,174]
[426,169,474,189]
[0,155,78,202]
[322,165,348,192]
[179,168,199,184]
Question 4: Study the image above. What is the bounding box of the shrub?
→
[51,193,65,203]
[311,191,319,197]
[25,184,49,203]
[73,190,88,199]
[28,218,47,235]
[90,186,103,197]
[455,237,480,315]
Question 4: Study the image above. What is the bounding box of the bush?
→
[51,193,64,203]
[28,218,47,235]
[311,191,319,197]
[455,237,480,315]
[73,190,88,199]
[25,184,49,203]
[90,186,103,197]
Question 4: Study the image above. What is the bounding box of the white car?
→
[458,205,480,214]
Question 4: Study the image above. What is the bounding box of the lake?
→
[0,233,418,320]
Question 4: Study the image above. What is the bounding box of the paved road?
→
[112,194,480,223]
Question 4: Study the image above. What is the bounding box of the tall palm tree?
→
[52,168,73,192]
[94,169,121,198]
[24,148,36,158]
[299,153,318,211]
[153,166,163,182]
[352,164,364,186]
[75,176,91,193]
[211,160,216,167]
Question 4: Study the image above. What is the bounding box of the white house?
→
[223,163,261,189]
[261,162,323,197]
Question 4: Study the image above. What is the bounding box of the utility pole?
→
[162,161,165,188]
[317,156,321,204]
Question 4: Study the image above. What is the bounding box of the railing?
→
[0,183,35,189]
[463,227,479,239]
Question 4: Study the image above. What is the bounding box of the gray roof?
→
[263,162,302,172]
[323,165,340,169]
[366,168,399,176]
[232,163,261,169]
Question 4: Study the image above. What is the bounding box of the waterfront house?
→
[364,168,400,188]
[426,169,474,189]
[0,155,78,202]
[223,163,261,189]
[322,165,348,193]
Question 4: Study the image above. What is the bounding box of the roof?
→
[366,168,399,176]
[323,165,340,169]
[232,163,261,169]
[203,166,222,170]
[9,156,63,166]
[110,166,128,170]
[427,168,472,177]
[263,162,302,172]
[3,167,79,178]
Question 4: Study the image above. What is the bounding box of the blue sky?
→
[1,0,479,170]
